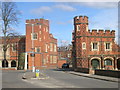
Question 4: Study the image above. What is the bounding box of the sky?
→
[14,2,118,46]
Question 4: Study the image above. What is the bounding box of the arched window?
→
[11,60,16,67]
[104,59,112,66]
[91,59,100,69]
[2,60,8,67]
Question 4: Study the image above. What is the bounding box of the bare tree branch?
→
[1,2,21,67]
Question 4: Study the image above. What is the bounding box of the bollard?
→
[35,69,40,78]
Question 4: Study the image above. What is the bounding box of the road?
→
[2,70,41,88]
[2,69,118,88]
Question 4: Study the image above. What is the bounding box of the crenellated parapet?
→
[74,16,88,25]
[88,29,115,37]
[26,18,49,26]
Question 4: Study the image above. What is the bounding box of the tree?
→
[1,2,20,67]
[18,53,25,70]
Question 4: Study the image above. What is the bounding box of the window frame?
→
[82,42,86,49]
[91,42,99,51]
[104,42,112,51]
[31,33,38,40]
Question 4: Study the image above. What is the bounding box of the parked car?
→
[62,63,69,68]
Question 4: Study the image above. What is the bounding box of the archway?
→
[104,59,112,70]
[117,58,120,70]
[2,60,8,67]
[91,59,100,69]
[11,60,16,67]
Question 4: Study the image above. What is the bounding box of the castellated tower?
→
[72,16,89,70]
[26,18,58,70]
[72,15,117,73]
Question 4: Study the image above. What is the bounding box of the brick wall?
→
[72,16,120,71]
[26,18,58,70]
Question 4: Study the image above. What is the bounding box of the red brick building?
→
[26,18,58,70]
[0,36,25,70]
[58,45,72,64]
[72,16,120,72]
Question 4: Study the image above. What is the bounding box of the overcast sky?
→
[14,2,118,46]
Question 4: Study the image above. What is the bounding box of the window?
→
[53,56,57,63]
[106,43,110,49]
[91,42,99,51]
[104,42,112,51]
[54,44,57,52]
[35,47,41,53]
[68,54,71,57]
[104,59,112,65]
[77,25,80,31]
[50,43,53,52]
[43,59,46,64]
[93,43,98,50]
[32,33,37,40]
[50,55,52,64]
[12,43,17,51]
[46,55,49,63]
[82,42,86,49]
[46,27,48,32]
[45,44,48,52]
[39,38,41,41]
[39,31,41,34]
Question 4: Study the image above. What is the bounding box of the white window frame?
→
[54,44,57,52]
[50,55,53,64]
[91,42,99,51]
[31,33,38,40]
[39,38,41,41]
[45,44,48,52]
[50,43,53,52]
[46,27,48,32]
[39,31,42,34]
[77,25,80,31]
[53,56,57,63]
[104,42,112,51]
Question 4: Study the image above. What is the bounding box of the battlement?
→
[26,18,49,26]
[89,29,115,36]
[74,15,88,25]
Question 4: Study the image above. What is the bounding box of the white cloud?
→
[30,6,52,16]
[30,4,76,16]
[78,2,118,9]
[53,4,76,11]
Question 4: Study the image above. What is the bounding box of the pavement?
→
[22,69,119,83]
[65,71,119,82]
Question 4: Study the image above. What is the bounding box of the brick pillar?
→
[8,61,11,68]
[101,56,104,69]
[114,57,118,70]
